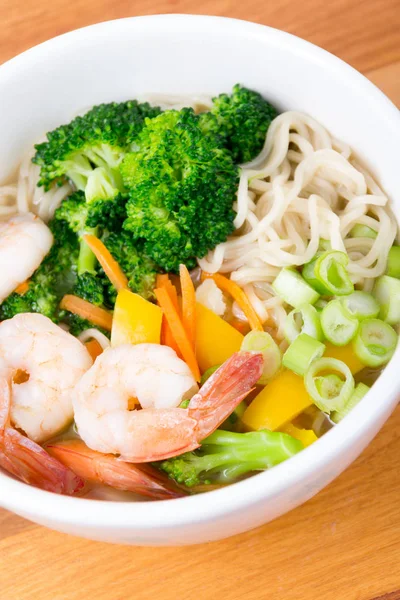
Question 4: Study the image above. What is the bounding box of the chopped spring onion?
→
[200,365,221,386]
[241,331,281,384]
[319,239,331,251]
[349,224,378,239]
[272,268,320,308]
[342,291,380,321]
[302,251,354,296]
[304,357,354,413]
[179,399,190,408]
[373,275,400,325]
[282,333,325,376]
[386,246,400,279]
[352,318,397,367]
[321,299,359,346]
[314,298,329,312]
[331,382,370,423]
[284,304,323,343]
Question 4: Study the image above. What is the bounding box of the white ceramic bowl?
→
[0,15,399,546]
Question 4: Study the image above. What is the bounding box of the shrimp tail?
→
[189,351,263,441]
[46,439,186,500]
[0,378,83,495]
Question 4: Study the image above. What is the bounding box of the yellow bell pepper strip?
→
[324,342,364,374]
[282,423,318,448]
[111,289,162,347]
[195,303,243,373]
[242,369,312,432]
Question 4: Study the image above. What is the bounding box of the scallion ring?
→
[352,318,397,367]
[284,304,323,343]
[320,299,359,346]
[302,251,354,296]
[304,357,354,413]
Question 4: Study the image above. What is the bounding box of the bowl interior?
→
[0,15,399,544]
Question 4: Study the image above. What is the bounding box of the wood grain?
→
[0,2,399,599]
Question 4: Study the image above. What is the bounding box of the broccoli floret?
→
[121,108,239,272]
[0,293,32,320]
[204,84,278,164]
[159,429,303,488]
[101,232,157,303]
[33,101,161,193]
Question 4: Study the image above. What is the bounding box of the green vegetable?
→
[304,357,355,413]
[33,100,161,192]
[331,382,370,423]
[272,268,320,308]
[320,299,359,346]
[101,232,157,303]
[122,108,239,272]
[241,330,281,384]
[302,251,354,296]
[386,246,400,278]
[373,275,400,324]
[203,84,278,164]
[352,318,397,367]
[200,365,221,385]
[284,304,323,342]
[159,429,303,487]
[349,224,377,239]
[282,333,325,376]
[341,291,380,321]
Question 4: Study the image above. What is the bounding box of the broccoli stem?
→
[77,227,98,275]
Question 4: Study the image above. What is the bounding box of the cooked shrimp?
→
[0,377,83,494]
[73,348,263,462]
[0,313,93,443]
[0,213,53,302]
[46,439,184,500]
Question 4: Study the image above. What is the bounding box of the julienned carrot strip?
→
[15,280,29,295]
[60,295,113,331]
[85,339,103,361]
[201,272,263,331]
[156,275,182,355]
[83,234,128,291]
[179,264,196,347]
[155,287,200,382]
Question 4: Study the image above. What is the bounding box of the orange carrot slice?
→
[85,339,103,361]
[156,275,182,356]
[201,272,263,331]
[155,287,200,381]
[60,295,113,331]
[83,234,128,291]
[179,264,196,347]
[15,280,29,295]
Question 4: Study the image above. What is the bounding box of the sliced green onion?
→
[302,251,354,296]
[342,291,380,321]
[241,331,281,384]
[349,224,378,239]
[373,275,400,324]
[282,333,325,376]
[314,298,329,312]
[304,357,354,412]
[179,399,190,408]
[284,304,323,343]
[386,246,400,279]
[331,382,370,423]
[319,239,331,251]
[352,318,397,367]
[200,365,221,386]
[272,268,320,308]
[321,299,359,346]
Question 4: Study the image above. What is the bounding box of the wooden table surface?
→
[0,1,400,599]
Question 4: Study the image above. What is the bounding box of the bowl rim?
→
[0,13,400,531]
